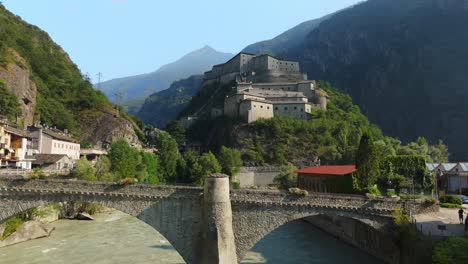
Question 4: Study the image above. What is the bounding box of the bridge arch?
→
[231,202,393,260]
[0,190,202,263]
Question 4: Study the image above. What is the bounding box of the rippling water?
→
[0,211,382,264]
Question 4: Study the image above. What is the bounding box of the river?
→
[0,210,383,264]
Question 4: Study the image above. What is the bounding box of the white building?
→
[29,127,81,160]
[0,122,34,169]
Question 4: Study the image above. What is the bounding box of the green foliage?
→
[140,151,160,184]
[165,120,186,145]
[109,140,141,180]
[440,203,462,209]
[196,151,222,185]
[0,80,21,121]
[0,217,23,240]
[380,155,432,192]
[439,195,462,205]
[355,132,380,190]
[155,133,180,182]
[75,202,104,215]
[432,238,468,264]
[0,4,112,132]
[75,158,96,181]
[95,156,112,181]
[274,163,298,189]
[218,146,242,176]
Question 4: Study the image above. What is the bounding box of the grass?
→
[440,203,462,209]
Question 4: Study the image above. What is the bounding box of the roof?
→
[426,163,439,171]
[2,125,32,138]
[32,154,69,165]
[295,165,356,176]
[42,129,78,143]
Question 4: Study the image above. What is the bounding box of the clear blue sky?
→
[2,0,363,81]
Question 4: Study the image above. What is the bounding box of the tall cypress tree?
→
[355,132,380,190]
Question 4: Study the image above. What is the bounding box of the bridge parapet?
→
[0,179,203,200]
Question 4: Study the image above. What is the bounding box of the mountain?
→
[99,46,233,113]
[0,4,140,147]
[137,75,203,128]
[244,0,468,160]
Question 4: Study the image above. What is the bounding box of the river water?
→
[0,211,383,264]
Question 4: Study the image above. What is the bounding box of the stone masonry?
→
[0,176,435,263]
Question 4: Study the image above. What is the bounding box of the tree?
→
[196,152,222,185]
[0,81,21,121]
[218,146,242,177]
[355,132,380,190]
[274,163,297,189]
[95,156,112,181]
[156,133,180,182]
[75,158,96,181]
[108,140,141,180]
[165,120,186,145]
[140,151,160,184]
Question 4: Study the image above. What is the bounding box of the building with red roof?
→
[296,165,356,193]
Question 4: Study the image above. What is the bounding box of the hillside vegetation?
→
[184,81,448,166]
[0,4,141,147]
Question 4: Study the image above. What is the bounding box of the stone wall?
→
[234,166,281,187]
[304,215,400,264]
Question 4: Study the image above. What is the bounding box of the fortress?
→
[203,53,328,123]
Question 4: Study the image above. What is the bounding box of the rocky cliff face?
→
[0,50,37,126]
[280,0,468,160]
[78,109,141,149]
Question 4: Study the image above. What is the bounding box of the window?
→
[260,105,263,108]
[254,105,256,108]
[301,108,303,112]
[275,107,278,110]
[284,107,288,110]
[267,107,270,109]
[294,107,297,110]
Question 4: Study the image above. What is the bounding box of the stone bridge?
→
[0,175,433,264]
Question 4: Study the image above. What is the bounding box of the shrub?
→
[399,193,423,200]
[76,202,104,215]
[0,217,23,240]
[432,238,468,264]
[366,185,382,196]
[386,189,396,196]
[440,203,462,209]
[439,195,462,205]
[230,180,241,189]
[288,188,309,196]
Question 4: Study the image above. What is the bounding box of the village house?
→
[80,148,108,165]
[28,126,81,160]
[0,121,34,169]
[427,162,468,194]
[32,154,73,171]
[296,165,356,193]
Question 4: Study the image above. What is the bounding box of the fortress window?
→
[301,108,303,112]
[294,107,297,110]
[284,107,288,110]
[260,105,263,108]
[254,105,256,108]
[275,107,278,110]
[267,107,270,109]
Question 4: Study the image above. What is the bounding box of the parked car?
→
[456,195,468,204]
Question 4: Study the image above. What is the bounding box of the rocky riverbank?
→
[0,202,107,248]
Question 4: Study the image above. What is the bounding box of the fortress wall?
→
[234,167,281,187]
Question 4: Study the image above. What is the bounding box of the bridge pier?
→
[197,174,238,264]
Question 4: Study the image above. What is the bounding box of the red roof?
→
[295,165,356,176]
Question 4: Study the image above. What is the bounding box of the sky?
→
[2,0,363,82]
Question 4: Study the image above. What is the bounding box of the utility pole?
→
[96,72,103,90]
[114,91,123,116]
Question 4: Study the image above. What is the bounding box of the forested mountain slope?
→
[0,4,140,147]
[269,0,468,160]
